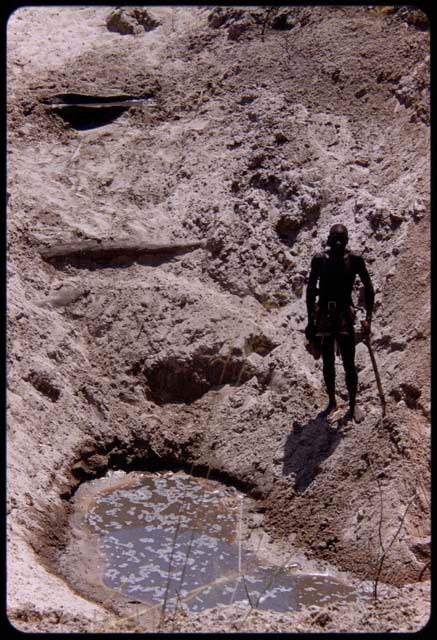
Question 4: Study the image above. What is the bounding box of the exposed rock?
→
[106,7,160,35]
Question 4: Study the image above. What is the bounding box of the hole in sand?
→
[67,469,371,614]
[137,349,269,405]
[43,93,154,130]
[53,105,128,130]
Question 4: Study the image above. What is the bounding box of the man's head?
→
[327,224,348,253]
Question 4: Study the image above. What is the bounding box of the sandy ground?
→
[7,5,430,634]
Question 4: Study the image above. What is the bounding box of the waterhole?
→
[73,470,371,614]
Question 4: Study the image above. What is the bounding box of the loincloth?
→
[315,303,355,337]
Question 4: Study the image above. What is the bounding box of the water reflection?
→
[86,471,369,613]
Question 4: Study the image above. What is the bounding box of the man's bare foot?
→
[342,405,365,424]
[327,407,344,424]
[320,401,337,417]
[352,405,365,423]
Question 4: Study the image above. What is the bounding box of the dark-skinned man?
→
[305,224,375,423]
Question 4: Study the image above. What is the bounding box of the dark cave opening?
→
[44,93,154,130]
[53,105,128,130]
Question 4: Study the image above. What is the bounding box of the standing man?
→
[305,224,375,422]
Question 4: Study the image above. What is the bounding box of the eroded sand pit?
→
[62,469,371,617]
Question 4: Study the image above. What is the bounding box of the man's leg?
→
[321,335,336,414]
[338,334,361,421]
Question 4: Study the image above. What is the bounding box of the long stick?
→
[364,334,386,417]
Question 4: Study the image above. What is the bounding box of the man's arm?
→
[357,256,375,332]
[306,255,320,330]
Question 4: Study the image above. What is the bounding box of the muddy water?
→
[84,470,370,614]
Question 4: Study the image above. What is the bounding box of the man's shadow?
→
[282,411,344,493]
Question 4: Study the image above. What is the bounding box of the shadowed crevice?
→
[47,93,153,106]
[43,93,155,130]
[39,240,207,271]
[131,346,271,405]
[53,105,128,130]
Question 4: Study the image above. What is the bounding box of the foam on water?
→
[86,470,370,613]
